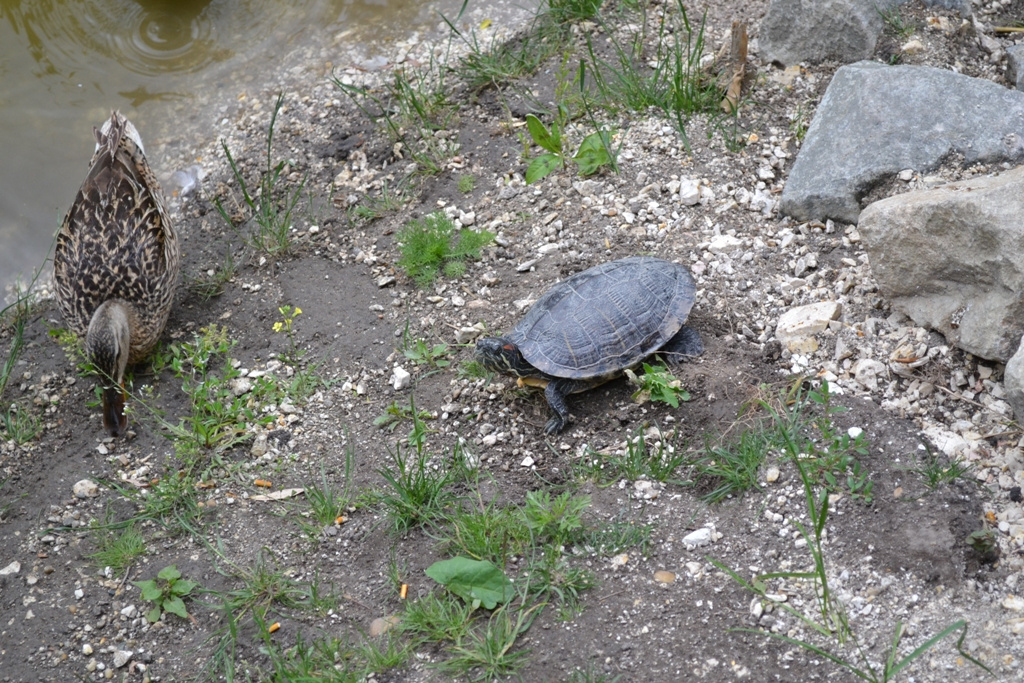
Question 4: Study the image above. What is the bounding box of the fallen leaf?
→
[251,488,305,502]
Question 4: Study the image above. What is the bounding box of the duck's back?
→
[54,112,180,362]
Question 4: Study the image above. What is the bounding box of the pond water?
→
[0,0,518,295]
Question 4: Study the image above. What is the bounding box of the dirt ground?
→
[2,1,1023,682]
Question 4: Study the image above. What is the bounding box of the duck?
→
[54,111,180,436]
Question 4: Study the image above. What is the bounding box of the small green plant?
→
[523,110,616,184]
[87,522,146,573]
[215,93,307,255]
[349,180,408,224]
[521,490,589,547]
[135,565,198,623]
[879,6,916,39]
[396,211,494,287]
[906,444,973,491]
[403,337,451,370]
[457,174,477,193]
[272,304,303,362]
[966,528,1000,564]
[626,362,691,407]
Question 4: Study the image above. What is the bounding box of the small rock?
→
[516,258,540,272]
[1003,595,1024,612]
[120,605,138,619]
[82,644,94,656]
[482,434,498,447]
[683,528,713,548]
[229,377,253,397]
[250,433,269,457]
[391,367,412,391]
[521,456,535,468]
[376,275,396,288]
[0,561,20,576]
[654,570,676,584]
[369,615,400,637]
[765,466,780,483]
[775,302,842,353]
[73,479,100,499]
[112,650,133,668]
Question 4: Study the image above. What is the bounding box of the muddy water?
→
[0,0,516,294]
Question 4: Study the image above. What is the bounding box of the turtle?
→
[475,256,703,434]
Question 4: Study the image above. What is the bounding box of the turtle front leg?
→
[544,378,590,434]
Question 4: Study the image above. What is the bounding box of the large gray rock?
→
[1004,339,1024,419]
[1009,45,1024,92]
[760,0,900,67]
[781,61,1024,224]
[858,166,1024,363]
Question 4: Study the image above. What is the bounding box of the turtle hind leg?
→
[543,378,590,434]
[660,325,704,364]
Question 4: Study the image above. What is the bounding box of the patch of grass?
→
[583,1,724,147]
[457,173,477,193]
[378,444,457,533]
[442,3,567,92]
[879,6,916,39]
[578,426,688,484]
[689,426,776,504]
[440,498,533,565]
[335,49,458,176]
[580,512,653,556]
[458,359,491,380]
[87,521,147,573]
[1,403,40,444]
[396,211,495,287]
[303,465,351,529]
[215,93,307,256]
[565,665,623,683]
[188,250,237,300]
[710,418,992,682]
[402,590,474,642]
[437,600,543,681]
[348,179,409,224]
[548,0,604,24]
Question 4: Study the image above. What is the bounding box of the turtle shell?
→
[509,256,697,380]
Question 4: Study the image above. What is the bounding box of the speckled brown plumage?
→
[54,111,180,434]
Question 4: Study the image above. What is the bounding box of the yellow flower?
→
[293,307,302,317]
[273,322,283,333]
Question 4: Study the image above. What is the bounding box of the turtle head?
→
[86,300,132,436]
[475,337,534,378]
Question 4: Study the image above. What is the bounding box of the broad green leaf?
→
[573,132,612,176]
[146,606,162,623]
[525,114,561,154]
[157,565,182,582]
[172,579,198,596]
[162,595,189,619]
[135,580,163,602]
[425,557,514,610]
[526,154,562,184]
